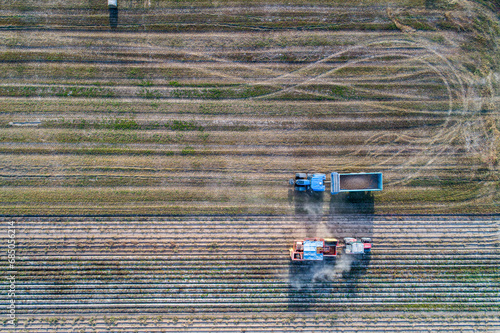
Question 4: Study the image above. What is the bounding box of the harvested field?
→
[0,12,498,214]
[0,0,499,331]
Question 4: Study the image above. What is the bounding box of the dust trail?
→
[301,201,324,217]
[315,220,331,238]
[313,255,354,282]
[289,275,306,291]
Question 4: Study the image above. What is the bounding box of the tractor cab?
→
[292,173,326,192]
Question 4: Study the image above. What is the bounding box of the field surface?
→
[2,214,500,332]
[1,0,500,332]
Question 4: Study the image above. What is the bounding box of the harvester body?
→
[290,238,338,261]
[344,237,372,254]
[290,237,371,261]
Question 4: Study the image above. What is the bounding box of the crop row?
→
[11,312,500,333]
[0,6,446,33]
[4,212,497,221]
[0,115,449,131]
[0,97,453,115]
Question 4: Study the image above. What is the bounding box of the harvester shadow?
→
[341,253,371,296]
[327,192,374,298]
[287,191,374,311]
[287,260,335,312]
[287,189,326,311]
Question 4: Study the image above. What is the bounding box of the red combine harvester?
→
[290,237,371,261]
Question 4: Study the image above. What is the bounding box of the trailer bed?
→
[331,172,383,194]
[339,174,381,190]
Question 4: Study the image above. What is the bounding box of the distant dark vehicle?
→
[108,0,118,29]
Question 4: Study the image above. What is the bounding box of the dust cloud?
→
[301,201,323,217]
[313,255,354,282]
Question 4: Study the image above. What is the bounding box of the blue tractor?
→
[290,172,383,195]
[289,173,326,192]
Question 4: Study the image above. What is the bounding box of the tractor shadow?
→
[287,191,374,311]
[288,189,324,237]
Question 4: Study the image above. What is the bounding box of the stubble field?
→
[0,0,499,332]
